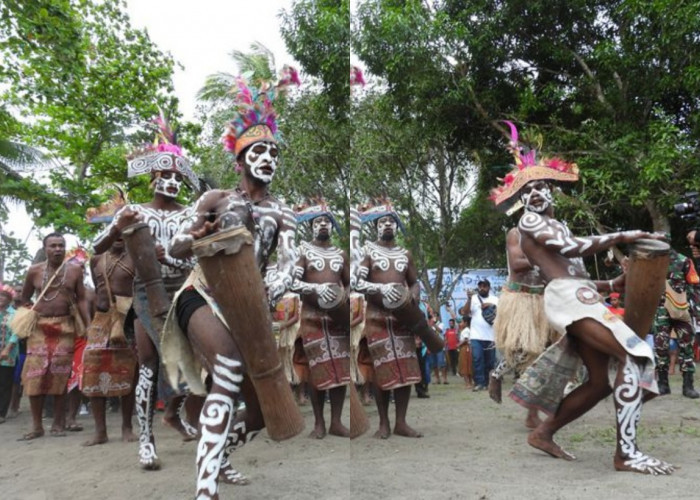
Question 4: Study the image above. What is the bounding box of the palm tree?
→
[196,42,277,105]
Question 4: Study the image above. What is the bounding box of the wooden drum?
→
[624,238,670,339]
[382,285,445,353]
[192,226,304,441]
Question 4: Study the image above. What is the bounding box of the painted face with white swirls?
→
[520,180,553,213]
[377,215,397,241]
[153,171,184,198]
[243,141,279,184]
[312,215,332,241]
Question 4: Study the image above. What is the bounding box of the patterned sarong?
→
[298,310,351,391]
[22,315,76,396]
[361,307,421,390]
[510,278,658,415]
[80,303,137,398]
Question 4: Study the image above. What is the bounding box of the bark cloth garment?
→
[295,306,351,391]
[350,293,367,384]
[510,279,658,415]
[22,315,76,396]
[80,296,137,397]
[359,305,421,390]
[493,282,558,374]
[275,294,302,385]
[161,265,227,396]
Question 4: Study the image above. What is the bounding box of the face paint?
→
[244,141,279,184]
[312,215,332,241]
[377,215,397,241]
[520,180,553,213]
[154,171,184,198]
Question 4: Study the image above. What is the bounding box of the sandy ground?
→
[2,372,700,500]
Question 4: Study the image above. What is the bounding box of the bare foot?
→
[219,460,250,485]
[82,434,108,447]
[525,409,542,430]
[393,422,423,438]
[121,427,138,442]
[328,422,350,438]
[373,423,391,439]
[139,443,161,471]
[308,423,327,439]
[488,375,502,404]
[18,429,45,441]
[162,416,196,442]
[614,454,674,475]
[527,429,575,460]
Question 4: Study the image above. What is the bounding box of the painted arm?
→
[354,254,402,302]
[169,193,223,260]
[518,212,661,258]
[265,205,298,304]
[93,205,142,255]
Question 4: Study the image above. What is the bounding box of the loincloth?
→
[297,311,351,390]
[22,315,76,396]
[493,283,557,373]
[80,308,137,397]
[510,279,657,415]
[162,265,226,396]
[361,308,421,390]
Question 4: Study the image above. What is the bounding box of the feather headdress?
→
[222,70,298,158]
[490,121,579,210]
[127,111,198,187]
[86,187,128,224]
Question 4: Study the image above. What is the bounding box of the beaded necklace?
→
[40,262,66,302]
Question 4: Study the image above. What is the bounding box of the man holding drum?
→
[355,203,424,439]
[291,203,351,438]
[492,125,673,475]
[165,76,299,499]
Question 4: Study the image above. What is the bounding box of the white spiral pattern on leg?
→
[135,365,159,467]
[616,356,673,474]
[196,394,235,499]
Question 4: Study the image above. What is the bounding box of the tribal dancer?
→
[292,203,351,438]
[93,118,198,469]
[16,233,90,440]
[163,75,298,499]
[492,123,672,474]
[488,223,557,429]
[356,203,422,438]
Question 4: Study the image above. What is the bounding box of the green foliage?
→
[0,0,178,240]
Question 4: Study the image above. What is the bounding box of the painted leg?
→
[613,356,673,475]
[195,355,242,500]
[393,385,422,438]
[135,364,160,470]
[328,385,349,437]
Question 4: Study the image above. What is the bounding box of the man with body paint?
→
[93,122,198,470]
[291,204,351,438]
[492,123,673,475]
[163,76,299,499]
[355,204,423,439]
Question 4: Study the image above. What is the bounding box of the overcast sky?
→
[6,0,296,264]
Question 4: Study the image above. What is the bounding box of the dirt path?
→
[2,373,699,499]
